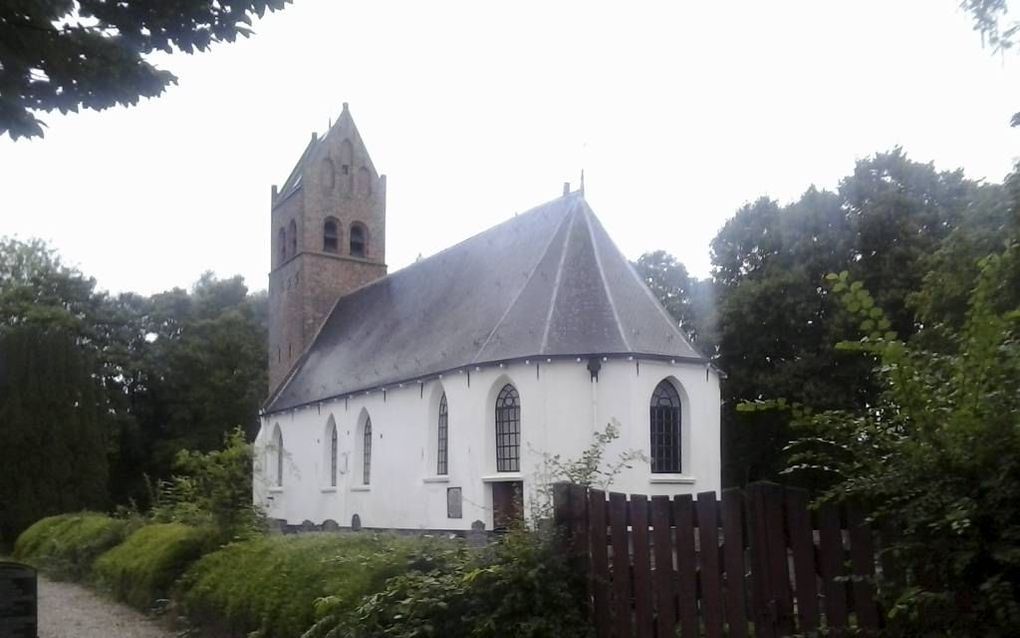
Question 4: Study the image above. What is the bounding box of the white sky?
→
[1,0,1018,295]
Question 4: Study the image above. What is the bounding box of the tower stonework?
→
[268,103,387,395]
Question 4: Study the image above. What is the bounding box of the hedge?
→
[92,523,215,610]
[12,513,137,580]
[178,532,430,637]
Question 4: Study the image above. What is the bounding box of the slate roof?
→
[266,191,705,413]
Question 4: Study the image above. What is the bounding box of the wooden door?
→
[491,481,524,529]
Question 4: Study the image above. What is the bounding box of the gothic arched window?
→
[278,227,287,263]
[437,393,449,475]
[495,384,520,472]
[326,417,338,487]
[288,219,298,256]
[350,223,367,258]
[272,425,285,487]
[650,380,682,473]
[323,217,340,253]
[362,417,372,485]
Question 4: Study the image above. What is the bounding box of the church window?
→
[495,384,520,472]
[278,227,287,262]
[272,425,285,487]
[437,393,449,475]
[323,218,340,253]
[289,219,297,256]
[326,417,338,488]
[350,223,367,258]
[650,380,682,473]
[362,417,372,485]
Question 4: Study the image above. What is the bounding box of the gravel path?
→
[37,575,176,638]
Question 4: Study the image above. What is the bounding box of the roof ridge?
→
[472,198,578,363]
[581,204,632,351]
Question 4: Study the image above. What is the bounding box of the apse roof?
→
[266,191,706,413]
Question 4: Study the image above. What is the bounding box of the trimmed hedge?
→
[93,523,215,610]
[13,513,137,580]
[178,533,429,637]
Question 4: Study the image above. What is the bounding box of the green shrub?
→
[305,529,592,638]
[12,513,137,580]
[179,533,427,638]
[92,522,215,610]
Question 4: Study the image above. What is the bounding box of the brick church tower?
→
[267,103,387,395]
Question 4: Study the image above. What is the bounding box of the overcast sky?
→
[1,0,1018,295]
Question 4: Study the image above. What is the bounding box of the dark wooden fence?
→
[552,482,881,638]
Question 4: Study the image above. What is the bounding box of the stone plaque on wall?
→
[447,487,463,519]
[0,561,37,638]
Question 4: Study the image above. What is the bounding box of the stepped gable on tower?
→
[267,103,387,395]
[265,191,705,413]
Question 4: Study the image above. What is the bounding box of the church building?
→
[254,104,721,531]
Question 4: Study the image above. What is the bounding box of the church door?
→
[491,481,524,530]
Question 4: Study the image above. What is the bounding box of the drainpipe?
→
[587,357,602,434]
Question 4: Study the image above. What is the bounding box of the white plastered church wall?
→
[253,357,721,531]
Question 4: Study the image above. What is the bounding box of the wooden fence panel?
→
[589,489,612,637]
[560,483,878,638]
[651,496,676,636]
[696,492,724,638]
[629,494,654,638]
[818,501,849,634]
[608,492,633,638]
[785,487,820,634]
[721,489,749,638]
[673,494,699,638]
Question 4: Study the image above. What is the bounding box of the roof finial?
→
[580,169,585,196]
[563,182,570,196]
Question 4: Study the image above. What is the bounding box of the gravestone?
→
[351,513,362,531]
[321,519,340,532]
[0,561,37,638]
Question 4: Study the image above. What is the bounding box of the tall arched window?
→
[272,425,285,487]
[437,393,449,475]
[650,380,682,473]
[278,227,287,263]
[326,417,338,487]
[362,417,372,485]
[288,219,298,256]
[323,217,340,253]
[495,384,520,472]
[350,223,366,258]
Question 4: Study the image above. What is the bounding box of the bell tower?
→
[267,103,387,396]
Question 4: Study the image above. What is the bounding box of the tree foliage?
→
[771,246,1020,634]
[1,0,290,139]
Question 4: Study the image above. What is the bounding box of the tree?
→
[632,250,715,350]
[959,0,1020,125]
[1,0,290,140]
[0,326,109,543]
[775,246,1020,634]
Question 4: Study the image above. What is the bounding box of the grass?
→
[177,532,436,637]
[92,522,216,610]
[12,513,139,580]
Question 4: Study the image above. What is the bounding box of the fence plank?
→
[673,494,699,638]
[629,495,654,638]
[847,504,880,633]
[697,492,725,638]
[746,484,777,638]
[608,492,634,638]
[818,502,848,634]
[721,489,749,638]
[650,496,676,636]
[785,488,819,634]
[589,489,613,638]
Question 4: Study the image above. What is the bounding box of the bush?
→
[305,529,592,638]
[178,532,427,637]
[12,512,137,580]
[92,522,215,610]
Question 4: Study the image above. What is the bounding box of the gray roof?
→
[266,192,705,413]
